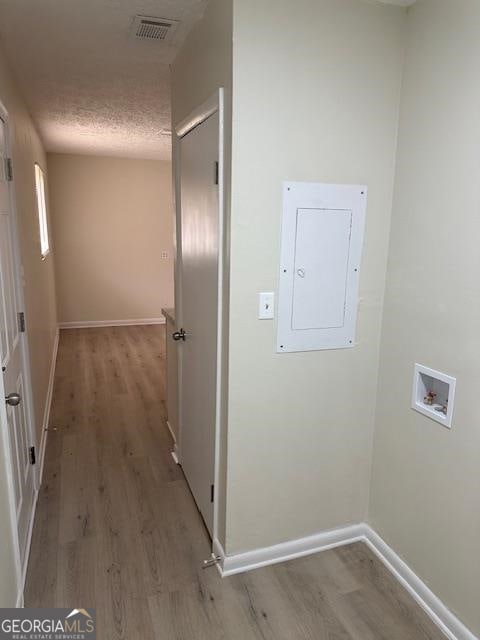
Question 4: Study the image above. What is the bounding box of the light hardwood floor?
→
[25,326,443,639]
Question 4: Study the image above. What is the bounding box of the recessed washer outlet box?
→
[412,364,456,429]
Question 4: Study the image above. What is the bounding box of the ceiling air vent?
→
[132,15,179,42]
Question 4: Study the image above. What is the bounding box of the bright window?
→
[34,163,50,258]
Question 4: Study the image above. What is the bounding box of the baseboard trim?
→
[166,420,177,444]
[219,523,365,577]
[37,328,59,488]
[165,421,180,464]
[58,318,166,329]
[216,523,477,640]
[363,527,477,640]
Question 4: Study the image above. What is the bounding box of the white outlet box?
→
[412,364,456,429]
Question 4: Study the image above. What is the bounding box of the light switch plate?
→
[258,292,275,320]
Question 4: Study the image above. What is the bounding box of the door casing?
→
[173,88,225,549]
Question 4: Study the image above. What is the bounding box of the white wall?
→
[369,1,480,635]
[48,153,174,324]
[0,40,57,605]
[225,0,406,554]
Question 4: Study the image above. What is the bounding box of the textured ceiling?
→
[0,0,208,160]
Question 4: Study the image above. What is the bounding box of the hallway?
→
[23,326,443,640]
[24,326,210,634]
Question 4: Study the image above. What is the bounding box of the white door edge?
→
[0,98,39,596]
[173,88,225,546]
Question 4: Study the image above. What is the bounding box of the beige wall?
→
[171,0,232,125]
[225,0,405,554]
[369,1,480,635]
[0,42,57,605]
[48,154,174,323]
[171,0,233,547]
[170,3,478,633]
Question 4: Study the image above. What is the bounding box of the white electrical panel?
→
[277,182,367,353]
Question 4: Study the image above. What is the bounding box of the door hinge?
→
[29,446,36,465]
[210,484,214,503]
[5,157,13,181]
[18,312,26,333]
[214,161,219,186]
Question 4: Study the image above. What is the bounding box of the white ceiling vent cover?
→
[132,16,179,42]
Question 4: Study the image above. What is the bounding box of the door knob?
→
[172,328,186,342]
[5,392,21,407]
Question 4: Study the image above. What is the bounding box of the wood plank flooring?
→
[25,326,443,639]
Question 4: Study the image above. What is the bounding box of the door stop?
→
[202,554,221,569]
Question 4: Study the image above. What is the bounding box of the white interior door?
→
[178,111,219,537]
[0,115,36,573]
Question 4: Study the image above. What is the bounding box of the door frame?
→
[173,88,225,546]
[0,99,39,603]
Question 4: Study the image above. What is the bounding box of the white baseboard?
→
[58,318,165,329]
[166,421,180,464]
[219,524,365,577]
[37,328,59,488]
[215,523,477,640]
[212,537,226,576]
[363,527,477,640]
[166,420,177,444]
